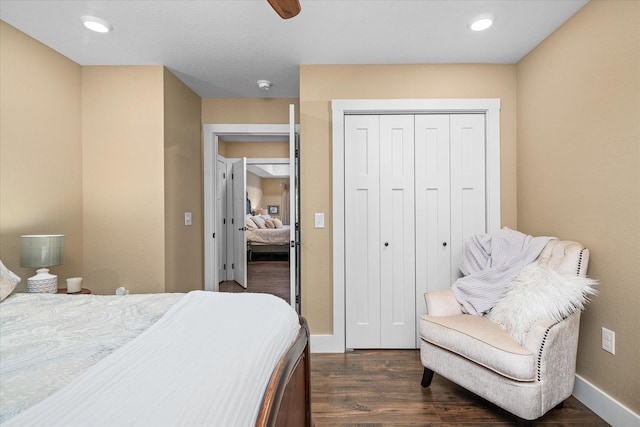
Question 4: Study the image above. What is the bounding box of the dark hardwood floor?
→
[220,263,608,426]
[310,350,609,426]
[219,260,290,303]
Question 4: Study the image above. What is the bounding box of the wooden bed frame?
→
[257,317,311,427]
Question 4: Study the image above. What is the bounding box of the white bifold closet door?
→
[345,114,486,349]
[414,114,486,325]
[345,115,416,349]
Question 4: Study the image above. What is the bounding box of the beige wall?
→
[299,64,518,334]
[0,21,83,287]
[202,98,299,124]
[163,68,203,293]
[517,0,640,412]
[81,66,166,295]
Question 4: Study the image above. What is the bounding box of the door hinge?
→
[231,173,234,179]
[232,218,235,224]
[295,148,300,158]
[223,218,226,224]
[223,172,226,179]
[212,233,215,238]
[232,263,235,269]
[223,264,226,270]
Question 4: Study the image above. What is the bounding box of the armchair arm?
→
[523,312,581,408]
[424,289,463,316]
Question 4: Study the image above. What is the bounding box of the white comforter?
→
[1,291,300,427]
[247,225,291,245]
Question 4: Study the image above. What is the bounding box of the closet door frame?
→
[319,98,501,353]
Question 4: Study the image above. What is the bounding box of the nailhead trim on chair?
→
[577,248,586,276]
[537,248,586,381]
[537,324,555,382]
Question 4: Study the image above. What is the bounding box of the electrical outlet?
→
[601,327,615,354]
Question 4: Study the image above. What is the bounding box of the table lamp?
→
[20,234,65,293]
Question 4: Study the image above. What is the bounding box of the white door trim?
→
[315,98,501,353]
[203,124,299,300]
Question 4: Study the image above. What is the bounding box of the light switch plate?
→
[184,212,192,226]
[314,213,325,228]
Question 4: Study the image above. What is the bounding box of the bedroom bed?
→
[246,224,291,261]
[0,290,311,426]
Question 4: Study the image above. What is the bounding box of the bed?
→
[0,290,311,426]
[246,222,291,261]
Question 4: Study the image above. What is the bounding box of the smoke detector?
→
[257,80,272,91]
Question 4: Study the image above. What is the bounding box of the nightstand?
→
[56,288,91,294]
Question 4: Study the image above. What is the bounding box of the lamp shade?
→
[20,235,65,268]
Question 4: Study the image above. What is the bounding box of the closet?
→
[344,114,486,349]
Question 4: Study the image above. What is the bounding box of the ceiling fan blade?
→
[267,0,301,19]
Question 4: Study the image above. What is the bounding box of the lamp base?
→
[27,268,58,293]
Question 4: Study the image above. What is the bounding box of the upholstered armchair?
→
[419,240,592,421]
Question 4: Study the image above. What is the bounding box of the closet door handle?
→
[384,242,389,247]
[442,242,447,247]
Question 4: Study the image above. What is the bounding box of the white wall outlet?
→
[184,212,192,226]
[601,327,615,354]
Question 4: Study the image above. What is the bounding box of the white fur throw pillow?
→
[487,262,597,344]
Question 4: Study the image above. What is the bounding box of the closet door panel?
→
[450,114,486,282]
[414,115,451,311]
[345,115,381,348]
[379,115,416,348]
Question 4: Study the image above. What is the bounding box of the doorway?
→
[203,107,301,312]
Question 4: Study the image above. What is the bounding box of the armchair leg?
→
[421,367,434,387]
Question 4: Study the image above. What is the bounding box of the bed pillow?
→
[265,219,276,229]
[245,216,257,230]
[251,215,266,229]
[0,260,21,302]
[273,218,283,228]
[487,262,597,344]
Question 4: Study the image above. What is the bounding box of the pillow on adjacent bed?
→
[0,260,21,302]
[251,216,266,229]
[273,218,283,228]
[265,219,276,229]
[246,216,257,230]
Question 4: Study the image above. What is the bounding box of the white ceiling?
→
[0,0,589,98]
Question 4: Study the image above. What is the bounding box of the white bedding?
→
[1,291,300,427]
[247,225,291,245]
[0,292,183,423]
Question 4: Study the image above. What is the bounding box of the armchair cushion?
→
[419,314,536,381]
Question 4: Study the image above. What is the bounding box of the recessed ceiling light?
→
[81,15,113,33]
[469,14,495,32]
[257,80,272,91]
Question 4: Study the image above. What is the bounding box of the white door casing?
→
[203,114,300,310]
[315,98,501,354]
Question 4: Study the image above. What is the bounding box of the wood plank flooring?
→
[218,260,290,303]
[310,350,609,426]
[220,261,608,425]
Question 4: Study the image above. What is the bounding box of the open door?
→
[289,104,301,313]
[232,158,247,288]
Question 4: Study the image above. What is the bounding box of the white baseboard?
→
[573,374,639,427]
[310,334,343,353]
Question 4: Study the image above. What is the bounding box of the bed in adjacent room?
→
[246,215,291,261]
[0,288,310,426]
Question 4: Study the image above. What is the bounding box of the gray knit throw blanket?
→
[451,228,556,315]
